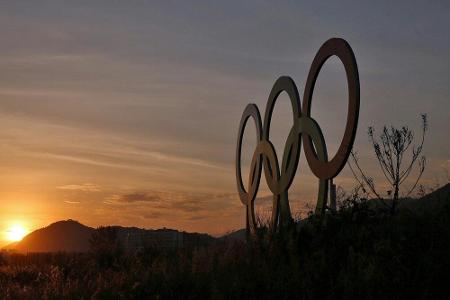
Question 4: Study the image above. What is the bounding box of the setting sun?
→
[6,225,28,242]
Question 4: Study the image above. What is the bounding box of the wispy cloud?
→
[58,183,101,192]
[64,200,81,204]
[104,190,238,214]
[117,192,158,203]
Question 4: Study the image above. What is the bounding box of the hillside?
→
[400,183,450,212]
[5,219,94,253]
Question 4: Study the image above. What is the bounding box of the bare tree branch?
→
[349,114,428,214]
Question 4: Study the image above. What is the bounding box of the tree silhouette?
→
[349,114,427,213]
[89,226,123,268]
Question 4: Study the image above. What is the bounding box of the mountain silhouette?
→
[220,229,246,241]
[400,182,450,212]
[5,219,94,253]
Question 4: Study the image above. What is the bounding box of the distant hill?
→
[400,183,450,212]
[220,228,246,241]
[4,219,94,253]
[3,220,215,253]
[368,183,450,212]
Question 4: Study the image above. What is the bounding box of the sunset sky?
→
[0,1,449,246]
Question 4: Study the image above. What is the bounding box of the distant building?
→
[125,229,214,252]
[126,229,183,251]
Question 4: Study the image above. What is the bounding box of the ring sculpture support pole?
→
[236,38,360,236]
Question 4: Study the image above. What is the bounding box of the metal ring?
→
[302,38,360,180]
[236,104,263,206]
[262,76,302,194]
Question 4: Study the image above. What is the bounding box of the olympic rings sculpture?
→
[236,38,360,234]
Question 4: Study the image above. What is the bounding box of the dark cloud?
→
[140,211,164,220]
[187,215,208,221]
[108,190,238,216]
[120,192,158,203]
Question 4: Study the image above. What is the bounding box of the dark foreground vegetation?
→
[1,187,449,299]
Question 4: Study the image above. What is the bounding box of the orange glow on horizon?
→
[4,223,28,242]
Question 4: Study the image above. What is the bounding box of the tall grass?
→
[1,196,449,299]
